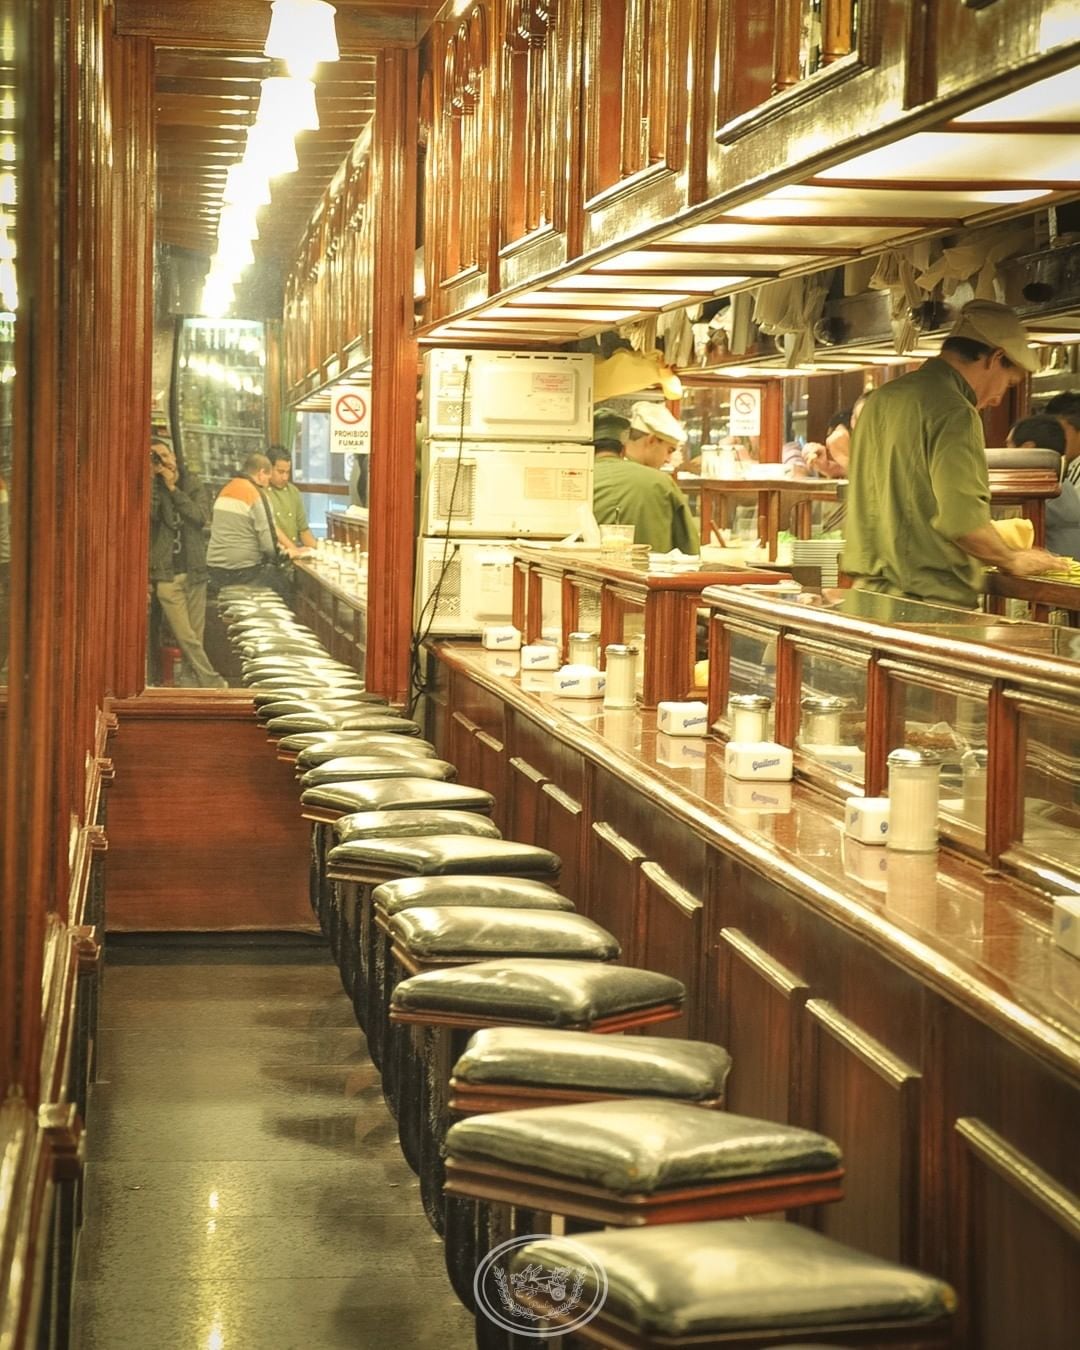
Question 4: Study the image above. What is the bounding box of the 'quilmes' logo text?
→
[753,757,781,771]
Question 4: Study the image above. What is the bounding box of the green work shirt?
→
[841,359,990,608]
[268,481,309,546]
[593,454,700,555]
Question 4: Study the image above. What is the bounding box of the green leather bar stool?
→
[499,1222,955,1349]
[256,698,387,723]
[294,736,438,772]
[387,911,617,1233]
[364,880,574,1118]
[266,710,420,738]
[390,961,683,1233]
[301,779,495,950]
[299,756,456,790]
[322,821,510,1010]
[276,726,427,763]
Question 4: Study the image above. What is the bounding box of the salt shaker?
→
[800,694,845,746]
[567,631,599,667]
[603,644,639,708]
[886,748,942,852]
[728,693,772,743]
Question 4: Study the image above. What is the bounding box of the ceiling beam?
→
[114,0,419,51]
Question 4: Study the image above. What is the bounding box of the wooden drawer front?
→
[637,861,700,1036]
[539,781,585,906]
[803,998,921,1264]
[588,820,645,963]
[451,710,507,834]
[716,928,808,1124]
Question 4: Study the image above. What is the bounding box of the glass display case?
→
[511,544,785,706]
[174,317,267,495]
[704,584,1080,893]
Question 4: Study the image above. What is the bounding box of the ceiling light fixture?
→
[256,77,320,133]
[243,123,299,179]
[223,163,271,207]
[264,1,340,81]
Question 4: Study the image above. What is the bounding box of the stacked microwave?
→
[415,348,595,635]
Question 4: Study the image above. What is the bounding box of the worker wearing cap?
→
[592,402,700,555]
[842,300,1065,607]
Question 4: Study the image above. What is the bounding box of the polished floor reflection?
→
[74,938,473,1349]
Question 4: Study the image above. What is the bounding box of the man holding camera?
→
[150,438,226,688]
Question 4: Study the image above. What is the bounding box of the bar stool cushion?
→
[269,711,419,736]
[297,738,437,770]
[391,960,683,1026]
[258,699,380,721]
[446,1099,839,1192]
[389,908,617,961]
[304,779,494,815]
[254,688,375,710]
[301,756,456,788]
[335,811,502,845]
[454,1027,731,1100]
[331,836,559,878]
[249,676,368,693]
[372,876,569,914]
[283,730,429,759]
[507,1222,956,1339]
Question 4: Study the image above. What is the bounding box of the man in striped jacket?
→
[207,452,286,594]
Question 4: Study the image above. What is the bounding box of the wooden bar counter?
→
[425,639,1079,1350]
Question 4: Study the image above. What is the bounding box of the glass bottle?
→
[799,694,846,746]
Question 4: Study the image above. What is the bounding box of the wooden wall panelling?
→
[932,0,1078,101]
[802,996,922,1264]
[587,818,645,965]
[426,3,498,319]
[366,45,420,702]
[106,698,315,931]
[953,1117,1079,1350]
[580,0,696,254]
[507,752,547,846]
[539,780,586,906]
[637,859,701,1036]
[714,925,809,1123]
[496,0,582,289]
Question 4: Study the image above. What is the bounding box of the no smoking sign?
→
[331,384,371,455]
[728,386,761,437]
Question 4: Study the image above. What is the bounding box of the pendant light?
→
[256,77,320,133]
[264,1,339,81]
[223,163,271,208]
[243,122,299,179]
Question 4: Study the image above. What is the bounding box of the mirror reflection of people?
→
[1045,392,1080,488]
[207,451,290,598]
[843,301,1066,607]
[802,395,868,479]
[267,447,316,555]
[1006,415,1080,563]
[592,404,700,555]
[150,439,227,688]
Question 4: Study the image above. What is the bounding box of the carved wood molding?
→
[955,1116,1080,1240]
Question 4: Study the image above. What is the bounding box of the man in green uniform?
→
[842,301,1064,607]
[267,447,317,554]
[592,403,700,555]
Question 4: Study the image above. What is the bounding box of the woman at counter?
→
[1007,415,1080,563]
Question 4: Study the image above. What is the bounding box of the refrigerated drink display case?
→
[174,318,267,495]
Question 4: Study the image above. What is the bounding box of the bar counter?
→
[425,638,1080,1348]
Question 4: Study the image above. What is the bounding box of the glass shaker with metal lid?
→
[603,643,639,708]
[567,631,599,667]
[728,693,772,743]
[799,694,846,746]
[887,747,942,852]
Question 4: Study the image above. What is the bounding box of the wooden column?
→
[367,46,419,704]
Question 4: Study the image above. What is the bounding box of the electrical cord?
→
[408,353,472,715]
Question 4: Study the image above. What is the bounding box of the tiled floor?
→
[73,939,474,1350]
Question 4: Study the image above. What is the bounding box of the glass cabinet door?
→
[176,317,267,496]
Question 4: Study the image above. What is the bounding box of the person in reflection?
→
[842,301,1065,607]
[149,439,227,688]
[592,403,700,555]
[1044,391,1080,488]
[1006,415,1080,563]
[801,395,868,479]
[207,451,290,598]
[267,447,317,555]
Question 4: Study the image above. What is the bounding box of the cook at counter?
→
[592,403,700,555]
[841,301,1065,607]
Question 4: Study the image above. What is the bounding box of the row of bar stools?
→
[227,593,955,1349]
